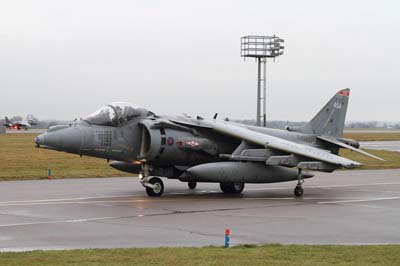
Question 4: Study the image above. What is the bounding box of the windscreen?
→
[84,102,150,126]
[84,106,118,126]
[111,102,144,124]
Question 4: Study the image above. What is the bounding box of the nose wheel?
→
[294,168,304,197]
[145,177,164,197]
[140,166,164,197]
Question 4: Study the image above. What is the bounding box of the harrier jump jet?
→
[35,89,383,197]
[3,116,37,130]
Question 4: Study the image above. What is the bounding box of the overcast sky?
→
[1,0,399,121]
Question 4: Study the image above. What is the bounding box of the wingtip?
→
[350,162,364,169]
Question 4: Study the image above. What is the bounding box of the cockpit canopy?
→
[84,102,151,127]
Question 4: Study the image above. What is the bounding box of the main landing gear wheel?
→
[220,182,245,194]
[188,181,197,189]
[294,168,304,197]
[145,177,164,197]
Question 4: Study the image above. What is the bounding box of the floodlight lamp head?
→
[240,35,285,58]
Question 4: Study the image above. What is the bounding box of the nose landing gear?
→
[144,177,164,197]
[139,166,164,197]
[294,168,304,197]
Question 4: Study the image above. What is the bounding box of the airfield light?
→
[241,35,285,127]
[225,228,230,248]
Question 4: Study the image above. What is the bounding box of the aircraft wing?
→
[170,117,213,129]
[197,119,363,169]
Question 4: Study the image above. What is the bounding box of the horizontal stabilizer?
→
[317,136,385,161]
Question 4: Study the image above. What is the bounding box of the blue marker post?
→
[225,228,230,248]
[47,169,52,180]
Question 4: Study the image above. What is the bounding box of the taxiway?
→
[0,169,400,251]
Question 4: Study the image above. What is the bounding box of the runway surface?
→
[1,169,400,251]
[361,141,400,152]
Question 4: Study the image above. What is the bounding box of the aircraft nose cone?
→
[35,126,83,153]
[35,134,44,146]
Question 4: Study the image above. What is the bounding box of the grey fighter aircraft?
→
[35,89,383,197]
[3,116,38,130]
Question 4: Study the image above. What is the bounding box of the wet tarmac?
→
[1,169,400,251]
[360,141,400,152]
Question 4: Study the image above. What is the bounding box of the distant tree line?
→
[346,121,400,129]
[1,117,399,130]
[235,119,400,130]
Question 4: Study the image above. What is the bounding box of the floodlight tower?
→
[241,35,285,127]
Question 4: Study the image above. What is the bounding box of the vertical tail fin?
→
[299,89,350,137]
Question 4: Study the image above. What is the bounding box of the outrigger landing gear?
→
[188,181,197,189]
[140,166,164,197]
[220,182,245,194]
[294,168,304,197]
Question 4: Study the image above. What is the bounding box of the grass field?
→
[1,245,399,266]
[0,133,399,180]
[0,133,130,180]
[340,149,400,169]
[343,132,400,141]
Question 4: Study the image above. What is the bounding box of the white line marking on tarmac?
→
[318,196,400,204]
[0,182,397,205]
[0,199,182,207]
[0,195,135,205]
[0,191,219,205]
[245,182,400,191]
[309,182,400,188]
[0,216,122,228]
[0,197,380,207]
[0,182,398,207]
